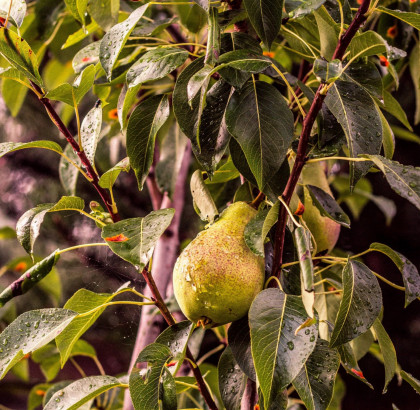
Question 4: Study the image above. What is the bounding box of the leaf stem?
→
[56,242,109,255]
[76,301,156,319]
[306,156,371,163]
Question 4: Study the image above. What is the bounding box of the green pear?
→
[173,201,265,327]
[301,162,340,253]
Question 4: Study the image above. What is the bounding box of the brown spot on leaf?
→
[105,233,129,242]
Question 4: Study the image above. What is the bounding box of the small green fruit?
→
[173,201,265,327]
[301,162,340,253]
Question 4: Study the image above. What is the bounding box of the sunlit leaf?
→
[0,0,27,27]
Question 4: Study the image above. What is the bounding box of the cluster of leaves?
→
[0,0,420,409]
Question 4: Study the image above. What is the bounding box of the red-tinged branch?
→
[140,268,219,410]
[30,81,120,222]
[271,0,371,280]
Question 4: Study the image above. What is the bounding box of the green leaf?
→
[88,0,119,30]
[294,226,314,292]
[375,90,413,131]
[376,7,420,31]
[64,0,88,25]
[126,47,189,88]
[325,80,382,188]
[249,288,318,408]
[102,209,175,268]
[129,343,177,410]
[0,226,16,239]
[155,123,188,198]
[80,101,102,165]
[0,308,77,380]
[0,140,63,158]
[100,5,149,80]
[313,7,339,60]
[28,383,50,410]
[0,0,27,27]
[228,316,256,381]
[1,77,28,117]
[173,58,232,174]
[117,83,140,131]
[44,375,122,410]
[225,81,294,190]
[45,65,95,107]
[193,0,209,10]
[330,260,382,348]
[205,7,220,65]
[400,370,420,394]
[369,242,420,307]
[244,207,269,257]
[218,346,247,410]
[218,49,272,72]
[204,157,240,184]
[126,94,170,191]
[0,28,43,87]
[63,20,100,49]
[16,196,84,256]
[409,41,420,126]
[372,319,397,393]
[307,185,350,227]
[344,61,383,99]
[190,170,219,224]
[72,41,101,73]
[379,109,395,159]
[0,251,59,308]
[59,144,80,196]
[55,288,125,366]
[287,0,326,18]
[292,339,340,410]
[363,155,420,212]
[313,59,342,83]
[98,157,130,190]
[243,0,284,49]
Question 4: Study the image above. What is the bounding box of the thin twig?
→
[271,0,371,281]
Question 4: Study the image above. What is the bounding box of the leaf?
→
[313,59,342,83]
[173,58,232,175]
[98,157,130,190]
[218,49,272,72]
[249,288,318,408]
[0,140,63,159]
[59,144,80,196]
[99,5,149,80]
[117,83,140,131]
[190,170,219,224]
[1,77,28,117]
[372,319,397,393]
[64,0,88,25]
[44,375,122,410]
[193,0,209,10]
[0,252,59,308]
[377,7,420,31]
[369,242,420,307]
[228,316,256,381]
[55,288,126,366]
[379,109,395,159]
[80,101,102,165]
[72,41,101,73]
[204,157,240,184]
[45,65,95,107]
[126,47,189,88]
[102,209,175,268]
[330,260,382,348]
[129,343,177,410]
[63,20,100,50]
[409,41,420,125]
[243,0,284,49]
[375,90,413,132]
[363,155,420,212]
[218,346,247,410]
[294,226,314,292]
[0,0,27,27]
[225,81,294,190]
[16,197,84,256]
[325,80,382,188]
[155,123,188,198]
[292,339,340,410]
[344,61,383,99]
[28,383,50,410]
[244,207,269,257]
[0,308,77,380]
[126,94,170,191]
[400,370,420,394]
[88,0,119,30]
[0,28,43,87]
[313,7,339,60]
[205,7,220,65]
[287,0,326,18]
[307,185,350,227]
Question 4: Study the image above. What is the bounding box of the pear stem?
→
[271,0,372,282]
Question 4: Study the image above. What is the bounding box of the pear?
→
[301,162,340,253]
[173,201,265,327]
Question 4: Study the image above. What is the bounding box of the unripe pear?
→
[301,162,340,253]
[173,202,265,327]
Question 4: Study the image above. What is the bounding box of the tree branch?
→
[29,81,120,222]
[271,0,371,280]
